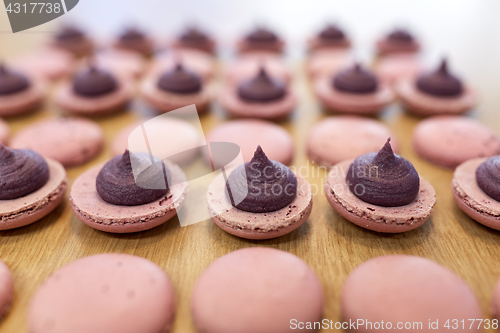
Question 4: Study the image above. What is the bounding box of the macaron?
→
[0,118,9,144]
[452,156,500,230]
[10,117,104,168]
[342,255,482,333]
[29,253,175,333]
[306,48,353,78]
[94,49,147,80]
[208,146,312,239]
[114,26,155,56]
[219,67,297,120]
[0,144,67,230]
[397,59,477,116]
[111,117,203,165]
[50,25,93,57]
[307,23,351,52]
[224,55,291,85]
[191,247,324,333]
[141,63,211,114]
[11,47,74,81]
[237,26,285,54]
[55,64,133,116]
[314,63,394,115]
[0,259,13,322]
[0,63,46,117]
[70,150,187,233]
[307,116,399,167]
[171,25,216,54]
[204,119,294,165]
[412,115,500,169]
[374,53,423,86]
[150,49,214,82]
[376,28,420,56]
[324,139,436,233]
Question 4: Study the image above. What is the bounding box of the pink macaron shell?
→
[452,157,500,230]
[29,253,175,333]
[11,47,74,81]
[0,118,9,144]
[223,56,291,85]
[374,54,423,86]
[0,79,45,117]
[412,116,500,169]
[141,78,211,114]
[191,247,324,333]
[307,116,399,167]
[314,77,394,115]
[324,159,436,233]
[0,158,67,231]
[306,49,353,78]
[111,118,202,165]
[11,117,104,167]
[55,81,133,116]
[341,255,482,333]
[0,259,14,322]
[94,49,147,80]
[150,49,214,82]
[203,119,294,166]
[219,86,297,120]
[397,80,477,116]
[69,160,187,233]
[207,170,312,239]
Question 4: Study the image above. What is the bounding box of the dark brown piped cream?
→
[319,24,346,41]
[387,29,414,43]
[157,63,202,94]
[119,27,146,42]
[96,150,170,206]
[476,155,500,202]
[0,143,49,200]
[333,63,378,94]
[346,139,420,207]
[73,65,118,97]
[0,64,30,95]
[416,59,463,97]
[55,25,85,42]
[180,27,210,43]
[238,67,286,102]
[225,146,297,213]
[246,27,278,43]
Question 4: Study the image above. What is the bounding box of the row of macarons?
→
[0,249,499,332]
[1,127,500,237]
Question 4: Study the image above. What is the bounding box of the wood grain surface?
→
[2,15,500,333]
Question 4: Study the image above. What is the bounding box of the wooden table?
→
[2,19,500,333]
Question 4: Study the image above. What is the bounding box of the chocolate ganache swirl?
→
[96,150,171,206]
[476,155,500,202]
[319,24,346,41]
[246,27,278,43]
[225,146,297,213]
[333,63,378,94]
[119,27,147,42]
[346,139,420,207]
[0,64,30,95]
[55,25,85,42]
[157,63,202,94]
[416,59,463,97]
[0,144,49,200]
[238,67,286,102]
[73,65,118,97]
[180,27,210,43]
[387,29,415,43]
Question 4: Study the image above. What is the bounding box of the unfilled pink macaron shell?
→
[10,117,104,167]
[0,118,9,144]
[191,247,324,333]
[0,259,14,322]
[204,119,294,165]
[307,116,399,167]
[29,253,175,333]
[111,117,203,165]
[412,116,500,168]
[342,255,482,333]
